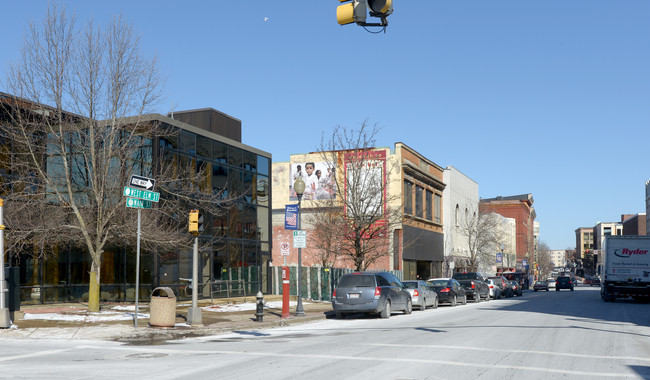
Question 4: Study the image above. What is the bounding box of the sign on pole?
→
[496,253,503,263]
[123,186,160,202]
[280,242,290,256]
[293,230,306,248]
[126,197,152,209]
[129,175,156,190]
[284,205,299,230]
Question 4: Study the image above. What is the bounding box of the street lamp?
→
[500,243,505,272]
[293,177,306,317]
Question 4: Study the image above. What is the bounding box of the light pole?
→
[500,243,505,272]
[293,177,306,317]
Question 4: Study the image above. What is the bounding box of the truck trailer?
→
[601,235,650,302]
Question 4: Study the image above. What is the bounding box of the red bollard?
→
[282,266,290,318]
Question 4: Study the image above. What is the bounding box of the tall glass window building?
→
[0,97,272,304]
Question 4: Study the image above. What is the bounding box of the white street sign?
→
[293,230,306,248]
[280,242,290,256]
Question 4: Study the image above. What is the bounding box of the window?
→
[426,190,433,220]
[455,204,459,226]
[415,185,423,218]
[404,181,413,215]
[434,193,441,223]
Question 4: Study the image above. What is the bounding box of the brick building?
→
[479,194,536,266]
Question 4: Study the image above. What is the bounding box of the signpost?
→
[123,175,158,328]
[293,230,306,248]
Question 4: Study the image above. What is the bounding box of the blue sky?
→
[2,1,649,250]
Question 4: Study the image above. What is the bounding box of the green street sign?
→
[123,186,160,202]
[126,197,152,209]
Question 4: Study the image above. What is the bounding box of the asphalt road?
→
[2,286,649,380]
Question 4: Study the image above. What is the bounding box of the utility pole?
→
[0,199,10,328]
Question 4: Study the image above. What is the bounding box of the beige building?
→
[271,143,446,280]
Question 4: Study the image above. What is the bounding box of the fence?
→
[269,266,403,302]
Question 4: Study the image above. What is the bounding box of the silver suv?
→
[332,272,412,319]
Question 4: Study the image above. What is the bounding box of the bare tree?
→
[536,241,554,279]
[1,5,233,311]
[459,207,501,272]
[305,122,402,271]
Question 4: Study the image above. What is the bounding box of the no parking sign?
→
[280,242,290,256]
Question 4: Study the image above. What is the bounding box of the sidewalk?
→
[0,295,334,343]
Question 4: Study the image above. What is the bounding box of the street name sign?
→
[126,197,152,209]
[123,186,160,202]
[293,230,306,248]
[129,175,156,190]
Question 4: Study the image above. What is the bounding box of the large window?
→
[415,185,423,218]
[434,193,441,223]
[404,181,413,215]
[426,190,432,221]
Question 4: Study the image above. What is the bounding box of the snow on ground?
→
[22,301,309,322]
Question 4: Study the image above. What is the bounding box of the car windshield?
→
[337,275,375,288]
[403,281,418,289]
[428,280,448,286]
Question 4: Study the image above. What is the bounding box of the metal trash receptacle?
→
[149,287,177,327]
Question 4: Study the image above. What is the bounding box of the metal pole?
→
[0,199,10,328]
[134,208,141,328]
[296,196,305,317]
[187,236,202,325]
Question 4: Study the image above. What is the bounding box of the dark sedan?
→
[426,278,467,306]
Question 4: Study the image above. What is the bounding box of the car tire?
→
[474,293,481,303]
[421,298,426,310]
[432,297,438,309]
[335,312,344,319]
[404,299,412,314]
[381,300,391,319]
[451,295,457,306]
[534,289,537,292]
[462,295,467,305]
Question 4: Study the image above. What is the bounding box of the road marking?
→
[0,349,70,362]
[366,343,650,363]
[77,345,638,377]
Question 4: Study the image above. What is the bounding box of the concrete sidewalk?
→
[0,295,333,343]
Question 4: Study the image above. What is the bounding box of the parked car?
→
[533,280,549,291]
[426,278,467,306]
[509,280,523,296]
[590,276,600,286]
[555,276,574,291]
[452,272,490,302]
[403,280,438,310]
[332,272,413,319]
[487,276,514,297]
[487,279,503,299]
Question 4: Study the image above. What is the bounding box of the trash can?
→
[149,287,177,327]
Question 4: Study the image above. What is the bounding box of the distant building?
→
[646,179,650,235]
[549,250,567,268]
[479,194,536,266]
[621,213,646,236]
[575,227,594,259]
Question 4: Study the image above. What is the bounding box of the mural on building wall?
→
[290,161,337,200]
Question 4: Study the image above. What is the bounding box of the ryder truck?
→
[601,235,650,302]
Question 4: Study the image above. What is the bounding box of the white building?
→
[549,250,567,268]
[443,166,478,273]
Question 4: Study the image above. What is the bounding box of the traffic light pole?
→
[134,208,141,328]
[187,235,202,325]
[0,199,11,328]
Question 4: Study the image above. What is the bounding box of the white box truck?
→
[601,235,650,302]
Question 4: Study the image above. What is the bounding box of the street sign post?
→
[129,175,156,190]
[123,186,159,202]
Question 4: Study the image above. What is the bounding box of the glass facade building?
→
[1,101,272,304]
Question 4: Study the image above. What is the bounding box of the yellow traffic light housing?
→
[189,210,199,235]
[337,0,366,25]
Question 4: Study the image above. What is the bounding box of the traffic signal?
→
[337,0,393,26]
[189,210,199,234]
[197,213,205,233]
[367,0,393,17]
[337,0,366,25]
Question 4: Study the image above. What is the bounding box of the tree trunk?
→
[88,270,100,312]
